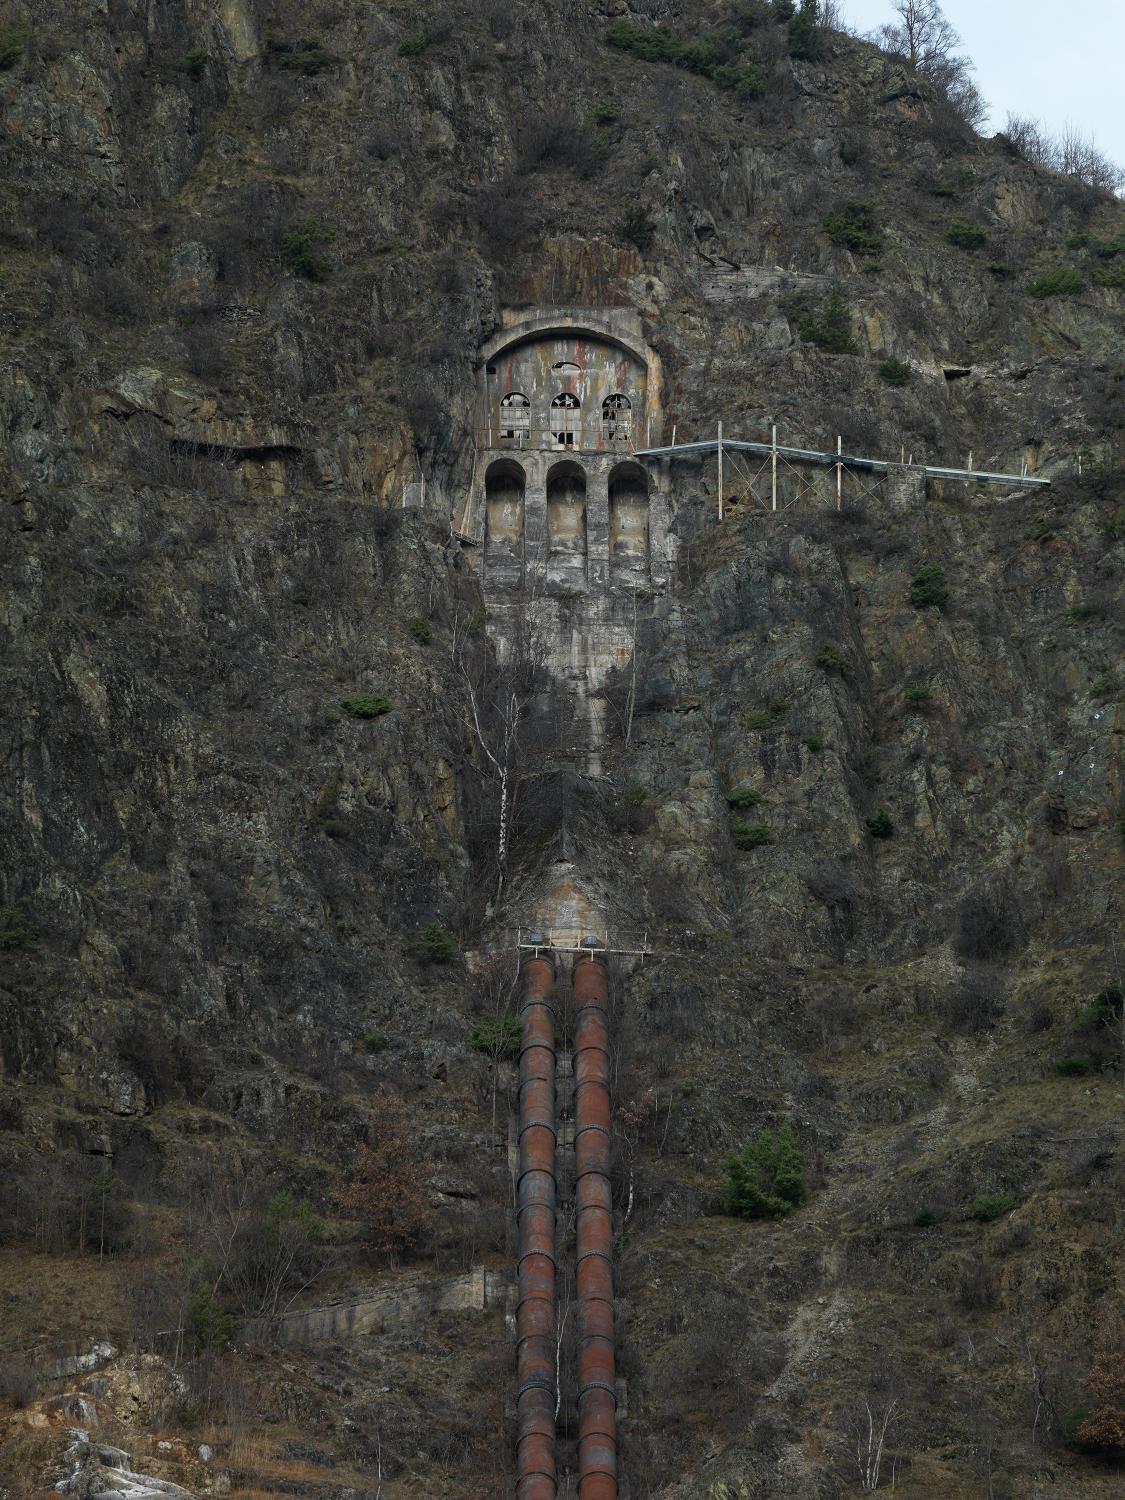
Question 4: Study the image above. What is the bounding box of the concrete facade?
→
[464,310,674,939]
[466,307,671,594]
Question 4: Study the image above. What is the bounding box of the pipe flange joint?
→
[517,1247,558,1271]
[574,1123,611,1138]
[518,1120,558,1141]
[575,1248,613,1266]
[516,1377,558,1404]
[518,992,558,1012]
[577,1380,619,1407]
[516,1193,557,1213]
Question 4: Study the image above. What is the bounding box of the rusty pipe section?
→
[516,954,558,1500]
[573,950,617,1500]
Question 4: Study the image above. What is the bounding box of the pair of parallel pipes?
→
[515,951,617,1500]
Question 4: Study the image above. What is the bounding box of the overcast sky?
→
[840,0,1125,166]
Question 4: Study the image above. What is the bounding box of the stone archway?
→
[485,457,526,551]
[608,461,649,565]
[546,459,587,555]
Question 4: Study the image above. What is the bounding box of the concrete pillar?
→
[586,462,610,592]
[524,452,548,587]
[644,457,672,588]
[886,463,926,513]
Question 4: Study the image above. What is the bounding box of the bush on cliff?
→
[339,692,392,719]
[0,907,39,951]
[732,819,773,850]
[1027,267,1084,299]
[281,214,336,280]
[604,21,768,100]
[407,922,458,964]
[723,1121,807,1218]
[797,288,857,353]
[909,562,949,609]
[469,1016,522,1058]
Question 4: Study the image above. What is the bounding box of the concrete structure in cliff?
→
[461,312,675,944]
[462,308,673,595]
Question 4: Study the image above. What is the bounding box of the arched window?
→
[602,393,631,443]
[550,391,581,448]
[499,392,530,442]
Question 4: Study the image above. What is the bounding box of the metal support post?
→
[717,421,724,522]
[771,424,778,512]
[836,435,843,512]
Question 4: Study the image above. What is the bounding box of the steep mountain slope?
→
[1,3,1123,1497]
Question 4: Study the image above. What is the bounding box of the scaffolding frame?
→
[515,927,655,960]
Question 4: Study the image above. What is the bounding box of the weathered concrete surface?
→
[239,1266,509,1347]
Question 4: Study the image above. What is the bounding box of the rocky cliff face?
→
[1,3,1123,1498]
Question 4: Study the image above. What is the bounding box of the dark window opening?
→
[602,393,632,443]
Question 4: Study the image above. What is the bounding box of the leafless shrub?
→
[958,1256,999,1311]
[203,183,295,283]
[481,0,515,38]
[431,1200,505,1273]
[473,174,536,258]
[122,416,237,495]
[120,926,181,995]
[188,1155,330,1317]
[1019,997,1054,1034]
[182,319,231,383]
[836,1392,905,1494]
[517,116,604,180]
[84,267,143,321]
[931,1307,960,1348]
[364,121,402,160]
[1005,113,1124,194]
[4,1152,134,1255]
[116,1017,194,1107]
[940,978,1005,1034]
[802,991,858,1049]
[805,864,858,912]
[433,243,469,293]
[0,1359,39,1407]
[32,198,93,259]
[954,881,1025,961]
[264,126,301,174]
[671,1286,748,1387]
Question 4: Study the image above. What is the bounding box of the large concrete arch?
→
[479,312,650,374]
[485,456,526,550]
[546,459,588,555]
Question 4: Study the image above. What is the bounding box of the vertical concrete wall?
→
[474,310,672,862]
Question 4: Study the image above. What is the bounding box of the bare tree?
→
[470,951,521,1147]
[875,0,987,129]
[457,585,553,905]
[838,1396,902,1493]
[338,1091,434,1263]
[189,1156,329,1318]
[1006,112,1124,194]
